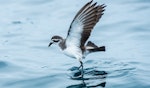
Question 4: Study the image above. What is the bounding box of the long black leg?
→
[79,61,84,77]
[78,61,83,69]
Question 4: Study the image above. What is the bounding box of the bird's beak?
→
[48,42,53,47]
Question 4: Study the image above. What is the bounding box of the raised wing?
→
[66,0,106,49]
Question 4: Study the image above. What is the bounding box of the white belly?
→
[63,46,83,60]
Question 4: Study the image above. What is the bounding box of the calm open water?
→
[0,0,150,88]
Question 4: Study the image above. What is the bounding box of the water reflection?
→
[67,67,107,88]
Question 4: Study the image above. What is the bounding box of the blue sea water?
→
[0,0,150,88]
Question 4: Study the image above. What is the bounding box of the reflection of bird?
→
[48,0,106,71]
[68,69,107,88]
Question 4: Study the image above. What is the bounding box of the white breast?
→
[62,46,83,60]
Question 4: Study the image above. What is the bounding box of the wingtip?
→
[89,0,107,8]
[87,0,93,5]
[101,4,107,8]
[94,2,98,7]
[90,0,93,3]
[97,4,106,14]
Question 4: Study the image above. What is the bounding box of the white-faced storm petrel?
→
[48,0,106,73]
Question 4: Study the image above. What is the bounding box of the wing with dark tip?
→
[65,0,106,49]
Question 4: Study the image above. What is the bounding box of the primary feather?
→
[66,0,106,51]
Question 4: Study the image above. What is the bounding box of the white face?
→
[48,36,63,47]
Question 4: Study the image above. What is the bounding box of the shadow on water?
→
[67,66,107,88]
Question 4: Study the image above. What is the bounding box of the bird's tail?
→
[88,46,105,52]
[86,41,106,52]
[95,46,105,51]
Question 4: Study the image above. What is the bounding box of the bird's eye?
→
[53,40,59,42]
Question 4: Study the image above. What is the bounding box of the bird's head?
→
[48,35,63,47]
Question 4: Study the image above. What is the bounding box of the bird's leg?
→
[78,61,83,69]
[79,61,84,77]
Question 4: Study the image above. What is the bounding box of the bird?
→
[48,0,106,73]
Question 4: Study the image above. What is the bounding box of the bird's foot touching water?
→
[79,61,84,77]
[69,61,84,78]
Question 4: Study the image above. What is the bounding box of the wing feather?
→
[66,0,106,50]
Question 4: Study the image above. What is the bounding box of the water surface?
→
[0,0,150,88]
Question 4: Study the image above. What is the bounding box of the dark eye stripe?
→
[53,40,59,42]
